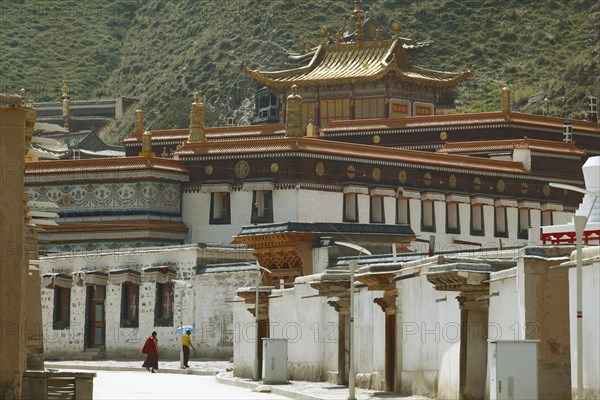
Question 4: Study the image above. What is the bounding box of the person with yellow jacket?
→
[181,330,195,368]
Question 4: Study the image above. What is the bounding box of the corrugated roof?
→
[245,39,472,89]
[123,125,286,145]
[25,156,189,175]
[436,138,587,156]
[321,111,600,135]
[175,136,527,175]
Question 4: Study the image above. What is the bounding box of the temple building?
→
[19,1,600,398]
[245,1,473,127]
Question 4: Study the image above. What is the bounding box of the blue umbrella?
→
[176,325,197,334]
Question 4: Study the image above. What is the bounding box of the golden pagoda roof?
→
[245,39,473,89]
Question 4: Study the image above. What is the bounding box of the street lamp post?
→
[173,279,192,370]
[253,264,272,381]
[549,182,599,399]
[335,241,371,400]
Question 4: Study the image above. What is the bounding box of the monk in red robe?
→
[142,331,159,373]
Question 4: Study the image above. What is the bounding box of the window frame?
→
[120,282,139,328]
[446,202,460,234]
[421,200,436,232]
[518,208,530,240]
[470,204,485,236]
[542,211,554,227]
[396,197,410,225]
[209,192,231,225]
[343,193,359,222]
[154,282,174,327]
[53,286,71,330]
[494,207,509,238]
[370,196,385,223]
[251,190,274,224]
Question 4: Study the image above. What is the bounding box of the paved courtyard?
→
[46,360,429,400]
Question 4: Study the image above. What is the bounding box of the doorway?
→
[385,313,396,391]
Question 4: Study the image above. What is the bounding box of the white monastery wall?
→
[354,287,386,390]
[569,247,600,398]
[396,269,461,399]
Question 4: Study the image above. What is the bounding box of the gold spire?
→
[391,20,401,39]
[188,90,206,142]
[306,112,317,136]
[354,0,364,42]
[285,85,303,138]
[161,147,168,158]
[501,86,511,113]
[319,26,327,45]
[134,109,144,135]
[139,130,156,157]
[61,80,70,129]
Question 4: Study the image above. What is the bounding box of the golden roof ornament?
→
[134,109,144,136]
[304,42,313,53]
[353,0,364,42]
[61,79,70,100]
[19,88,33,108]
[139,130,156,157]
[188,90,206,142]
[319,26,327,45]
[285,85,303,138]
[161,147,168,158]
[501,86,511,113]
[391,20,401,38]
[334,29,344,44]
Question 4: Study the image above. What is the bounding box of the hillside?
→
[1,0,598,144]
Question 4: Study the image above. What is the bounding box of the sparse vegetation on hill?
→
[1,0,598,144]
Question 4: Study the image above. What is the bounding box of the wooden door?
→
[86,285,105,348]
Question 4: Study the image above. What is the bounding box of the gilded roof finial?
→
[20,88,26,99]
[189,90,206,142]
[285,85,303,138]
[391,20,401,39]
[61,80,70,100]
[319,26,327,45]
[334,28,344,44]
[304,42,313,53]
[134,109,144,136]
[353,0,364,42]
[161,147,168,158]
[61,80,70,129]
[139,130,156,157]
[501,86,511,113]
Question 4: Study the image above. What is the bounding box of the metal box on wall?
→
[489,340,539,400]
[262,338,287,384]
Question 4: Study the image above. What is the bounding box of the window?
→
[210,192,231,224]
[370,196,385,223]
[421,201,436,232]
[494,207,508,238]
[53,286,70,330]
[446,203,460,234]
[251,190,273,224]
[518,209,530,239]
[121,283,139,328]
[542,211,553,226]
[154,282,173,327]
[470,204,484,236]
[343,193,358,222]
[396,198,410,225]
